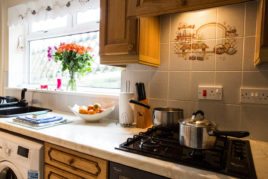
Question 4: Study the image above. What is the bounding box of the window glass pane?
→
[31,16,68,32]
[29,31,122,89]
[77,9,100,24]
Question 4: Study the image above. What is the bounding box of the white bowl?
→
[69,104,114,122]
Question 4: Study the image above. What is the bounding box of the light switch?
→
[198,85,223,100]
[240,87,268,104]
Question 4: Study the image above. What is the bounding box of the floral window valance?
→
[8,0,99,26]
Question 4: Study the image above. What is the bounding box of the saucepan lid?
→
[181,110,216,128]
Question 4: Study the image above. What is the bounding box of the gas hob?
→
[116,126,257,179]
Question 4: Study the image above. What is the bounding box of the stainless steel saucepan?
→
[153,107,184,128]
[179,110,249,149]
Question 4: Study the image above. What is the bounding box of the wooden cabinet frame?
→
[99,0,160,67]
[127,0,252,17]
[255,0,268,65]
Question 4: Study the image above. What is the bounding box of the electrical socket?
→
[240,87,268,104]
[198,85,223,100]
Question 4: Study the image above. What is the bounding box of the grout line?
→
[241,1,246,131]
[166,14,171,104]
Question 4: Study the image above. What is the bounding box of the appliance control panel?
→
[240,87,268,104]
[198,85,223,100]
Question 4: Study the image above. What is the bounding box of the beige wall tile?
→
[215,72,242,104]
[170,8,217,42]
[243,71,268,87]
[245,1,257,36]
[149,72,168,99]
[190,72,215,101]
[159,44,169,71]
[125,70,155,96]
[213,104,241,130]
[216,38,244,71]
[241,105,268,141]
[168,72,191,100]
[169,42,191,71]
[243,37,268,71]
[160,15,170,43]
[243,37,257,71]
[194,101,217,122]
[191,40,216,71]
[149,99,168,109]
[167,100,195,118]
[216,3,245,38]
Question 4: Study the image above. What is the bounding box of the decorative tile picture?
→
[174,22,238,61]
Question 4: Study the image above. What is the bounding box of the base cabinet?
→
[44,143,108,179]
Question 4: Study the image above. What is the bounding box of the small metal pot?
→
[153,107,184,128]
[179,110,249,149]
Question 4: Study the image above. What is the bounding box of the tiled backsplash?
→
[124,1,268,141]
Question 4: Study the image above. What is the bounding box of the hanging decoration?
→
[8,0,99,26]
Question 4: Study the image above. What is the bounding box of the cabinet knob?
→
[68,158,75,165]
[180,0,187,5]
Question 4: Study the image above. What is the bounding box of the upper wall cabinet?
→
[127,0,251,17]
[100,0,160,67]
[255,0,268,65]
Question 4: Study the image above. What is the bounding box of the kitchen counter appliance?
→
[116,126,257,179]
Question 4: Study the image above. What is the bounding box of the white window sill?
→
[5,86,120,99]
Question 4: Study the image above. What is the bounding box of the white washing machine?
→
[0,131,43,179]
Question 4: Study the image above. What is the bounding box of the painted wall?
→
[124,1,268,141]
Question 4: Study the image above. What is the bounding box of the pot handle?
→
[211,130,250,138]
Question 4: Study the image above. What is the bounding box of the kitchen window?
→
[8,0,122,93]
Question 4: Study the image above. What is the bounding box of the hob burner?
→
[139,137,160,152]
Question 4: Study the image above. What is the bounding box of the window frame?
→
[25,11,102,89]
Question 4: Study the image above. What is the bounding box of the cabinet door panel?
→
[45,143,107,179]
[45,165,83,179]
[100,0,137,55]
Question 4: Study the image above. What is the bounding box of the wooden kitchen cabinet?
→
[255,0,268,65]
[127,0,252,17]
[44,143,108,179]
[100,0,160,67]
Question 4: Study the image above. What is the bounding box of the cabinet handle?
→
[68,158,75,165]
[180,0,187,6]
[136,0,141,7]
[113,167,122,173]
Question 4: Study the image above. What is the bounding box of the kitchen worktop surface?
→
[0,111,267,179]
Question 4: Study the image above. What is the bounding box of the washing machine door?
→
[0,161,23,179]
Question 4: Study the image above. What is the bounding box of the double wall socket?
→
[198,85,223,100]
[240,87,268,104]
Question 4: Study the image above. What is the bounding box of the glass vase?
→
[67,71,77,91]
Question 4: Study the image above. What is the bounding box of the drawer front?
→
[45,164,84,179]
[45,143,107,179]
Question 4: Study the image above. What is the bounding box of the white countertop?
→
[0,111,267,179]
